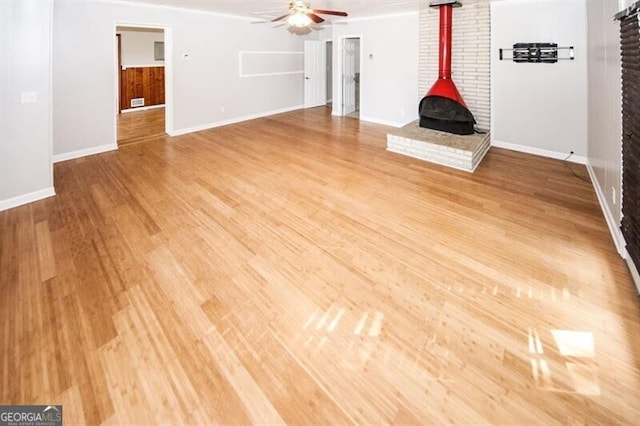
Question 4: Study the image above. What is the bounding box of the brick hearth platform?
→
[386,120,490,172]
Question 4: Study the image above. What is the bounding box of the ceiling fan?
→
[268,1,348,27]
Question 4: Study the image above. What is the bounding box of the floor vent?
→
[131,98,145,108]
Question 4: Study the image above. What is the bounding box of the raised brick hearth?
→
[387,120,490,172]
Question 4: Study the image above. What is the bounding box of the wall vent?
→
[131,98,145,108]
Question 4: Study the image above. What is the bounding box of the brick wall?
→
[418,0,491,130]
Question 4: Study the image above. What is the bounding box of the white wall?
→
[0,0,55,211]
[118,28,164,67]
[53,0,308,158]
[586,0,625,255]
[619,0,637,9]
[491,0,588,160]
[331,13,419,127]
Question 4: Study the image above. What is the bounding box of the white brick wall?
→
[387,132,490,172]
[418,0,491,130]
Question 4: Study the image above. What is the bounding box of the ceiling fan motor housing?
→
[270,1,348,26]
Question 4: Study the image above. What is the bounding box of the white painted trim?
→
[47,0,55,195]
[240,50,304,54]
[624,250,640,295]
[491,139,587,165]
[121,104,165,113]
[324,39,334,108]
[53,143,118,163]
[168,105,304,137]
[241,71,304,78]
[113,20,171,29]
[0,187,56,212]
[164,27,174,135]
[121,64,164,69]
[586,162,625,255]
[238,51,304,78]
[359,115,407,128]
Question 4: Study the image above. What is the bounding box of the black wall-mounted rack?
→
[499,43,575,63]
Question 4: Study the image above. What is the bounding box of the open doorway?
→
[115,25,169,146]
[342,37,361,119]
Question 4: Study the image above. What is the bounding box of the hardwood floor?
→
[1,107,639,424]
[117,107,165,146]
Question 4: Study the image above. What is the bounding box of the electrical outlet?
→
[612,186,616,205]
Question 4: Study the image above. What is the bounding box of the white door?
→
[304,40,326,108]
[342,38,357,115]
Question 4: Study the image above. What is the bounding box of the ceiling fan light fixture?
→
[287,11,312,27]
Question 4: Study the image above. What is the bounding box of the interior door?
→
[304,40,326,108]
[342,38,357,115]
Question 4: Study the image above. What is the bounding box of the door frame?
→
[325,39,333,105]
[113,21,173,143]
[116,33,122,114]
[333,35,362,117]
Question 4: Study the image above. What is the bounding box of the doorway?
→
[342,37,361,119]
[115,24,171,146]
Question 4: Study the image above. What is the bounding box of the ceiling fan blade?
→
[271,13,291,22]
[312,9,348,17]
[307,13,325,24]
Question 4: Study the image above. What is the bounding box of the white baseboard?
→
[169,105,304,137]
[586,162,624,256]
[121,104,165,113]
[0,187,56,212]
[359,115,409,128]
[53,143,118,163]
[624,250,640,295]
[121,64,164,70]
[584,162,638,294]
[491,139,587,165]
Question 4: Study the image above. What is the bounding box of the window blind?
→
[619,10,640,272]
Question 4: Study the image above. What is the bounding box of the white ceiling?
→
[115,0,423,20]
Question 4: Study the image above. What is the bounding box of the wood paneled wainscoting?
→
[119,66,164,111]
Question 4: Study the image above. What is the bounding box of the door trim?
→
[116,34,122,114]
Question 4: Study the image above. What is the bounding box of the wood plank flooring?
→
[117,107,165,146]
[1,106,640,424]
